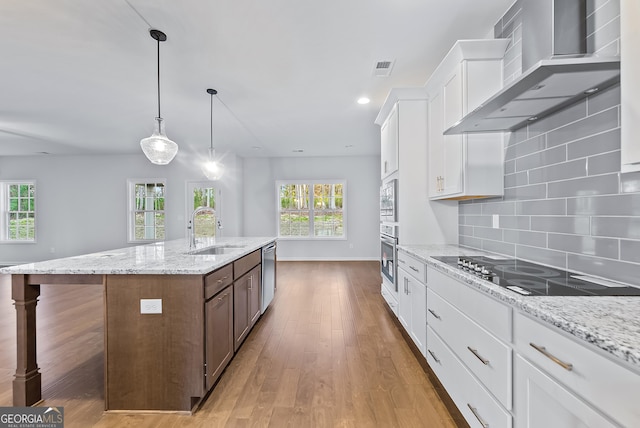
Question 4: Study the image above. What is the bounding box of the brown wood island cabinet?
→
[104,248,264,412]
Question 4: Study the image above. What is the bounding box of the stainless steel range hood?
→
[444,0,620,135]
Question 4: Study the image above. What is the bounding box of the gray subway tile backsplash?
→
[588,150,621,176]
[547,173,619,198]
[568,254,640,286]
[498,215,530,230]
[460,1,639,281]
[621,240,640,264]
[567,193,640,216]
[548,233,619,259]
[591,217,640,240]
[546,107,618,148]
[528,158,587,184]
[567,128,620,159]
[504,230,547,247]
[531,216,591,235]
[516,199,566,216]
[515,146,566,172]
[516,245,567,269]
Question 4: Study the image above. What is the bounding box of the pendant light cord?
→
[157,37,161,119]
[210,92,214,150]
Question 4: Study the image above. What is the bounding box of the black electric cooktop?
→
[432,256,640,297]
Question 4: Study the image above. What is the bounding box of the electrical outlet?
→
[140,299,162,314]
[492,214,499,229]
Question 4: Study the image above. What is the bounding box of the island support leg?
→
[12,274,42,406]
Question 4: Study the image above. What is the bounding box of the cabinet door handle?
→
[427,349,440,364]
[530,342,573,371]
[428,308,441,320]
[467,346,489,365]
[249,276,253,291]
[467,404,489,428]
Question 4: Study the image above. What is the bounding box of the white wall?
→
[0,152,243,264]
[243,156,380,261]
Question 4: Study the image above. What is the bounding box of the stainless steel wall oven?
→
[380,224,398,291]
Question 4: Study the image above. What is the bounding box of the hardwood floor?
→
[0,261,460,427]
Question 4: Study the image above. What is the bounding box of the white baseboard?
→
[276,256,379,262]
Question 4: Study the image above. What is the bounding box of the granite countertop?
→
[399,244,640,371]
[0,237,276,275]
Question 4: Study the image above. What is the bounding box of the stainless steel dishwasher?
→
[261,242,276,313]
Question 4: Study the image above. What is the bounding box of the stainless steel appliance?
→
[432,256,640,296]
[261,242,277,313]
[380,179,397,222]
[380,224,398,291]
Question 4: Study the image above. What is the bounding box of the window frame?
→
[276,179,346,240]
[127,178,167,244]
[0,180,37,243]
[185,181,222,239]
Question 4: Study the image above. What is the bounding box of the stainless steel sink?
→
[189,245,245,255]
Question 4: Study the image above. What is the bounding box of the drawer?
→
[381,284,398,317]
[427,326,512,428]
[398,250,426,283]
[234,249,261,279]
[427,267,511,342]
[205,264,233,300]
[428,289,512,409]
[514,311,640,427]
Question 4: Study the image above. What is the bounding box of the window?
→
[1,181,36,242]
[128,179,165,242]
[186,181,220,239]
[277,181,345,239]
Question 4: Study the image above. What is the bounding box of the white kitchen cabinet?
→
[397,249,427,356]
[514,355,617,428]
[376,88,458,245]
[425,39,508,200]
[514,311,640,427]
[621,0,640,172]
[427,326,512,428]
[380,104,399,179]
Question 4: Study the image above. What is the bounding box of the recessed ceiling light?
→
[357,97,370,105]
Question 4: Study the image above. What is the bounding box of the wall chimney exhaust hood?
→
[444,0,620,135]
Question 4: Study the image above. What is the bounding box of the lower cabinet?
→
[205,285,234,390]
[514,355,617,428]
[233,264,261,351]
[398,268,426,356]
[427,326,512,428]
[514,311,640,427]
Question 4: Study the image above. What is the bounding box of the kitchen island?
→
[0,237,276,412]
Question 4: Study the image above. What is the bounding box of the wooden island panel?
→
[104,274,205,412]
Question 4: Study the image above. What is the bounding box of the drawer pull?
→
[399,259,406,264]
[216,275,229,284]
[467,404,489,428]
[428,308,441,320]
[530,342,573,371]
[427,349,440,364]
[467,346,489,365]
[409,265,420,273]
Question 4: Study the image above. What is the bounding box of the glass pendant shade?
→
[140,117,178,165]
[202,148,224,180]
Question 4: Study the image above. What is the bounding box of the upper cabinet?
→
[380,104,399,179]
[426,39,509,200]
[621,0,640,172]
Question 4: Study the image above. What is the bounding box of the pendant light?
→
[140,29,178,165]
[201,88,224,180]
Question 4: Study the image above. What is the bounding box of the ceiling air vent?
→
[373,60,394,77]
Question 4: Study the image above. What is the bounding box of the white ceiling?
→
[0,0,513,160]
